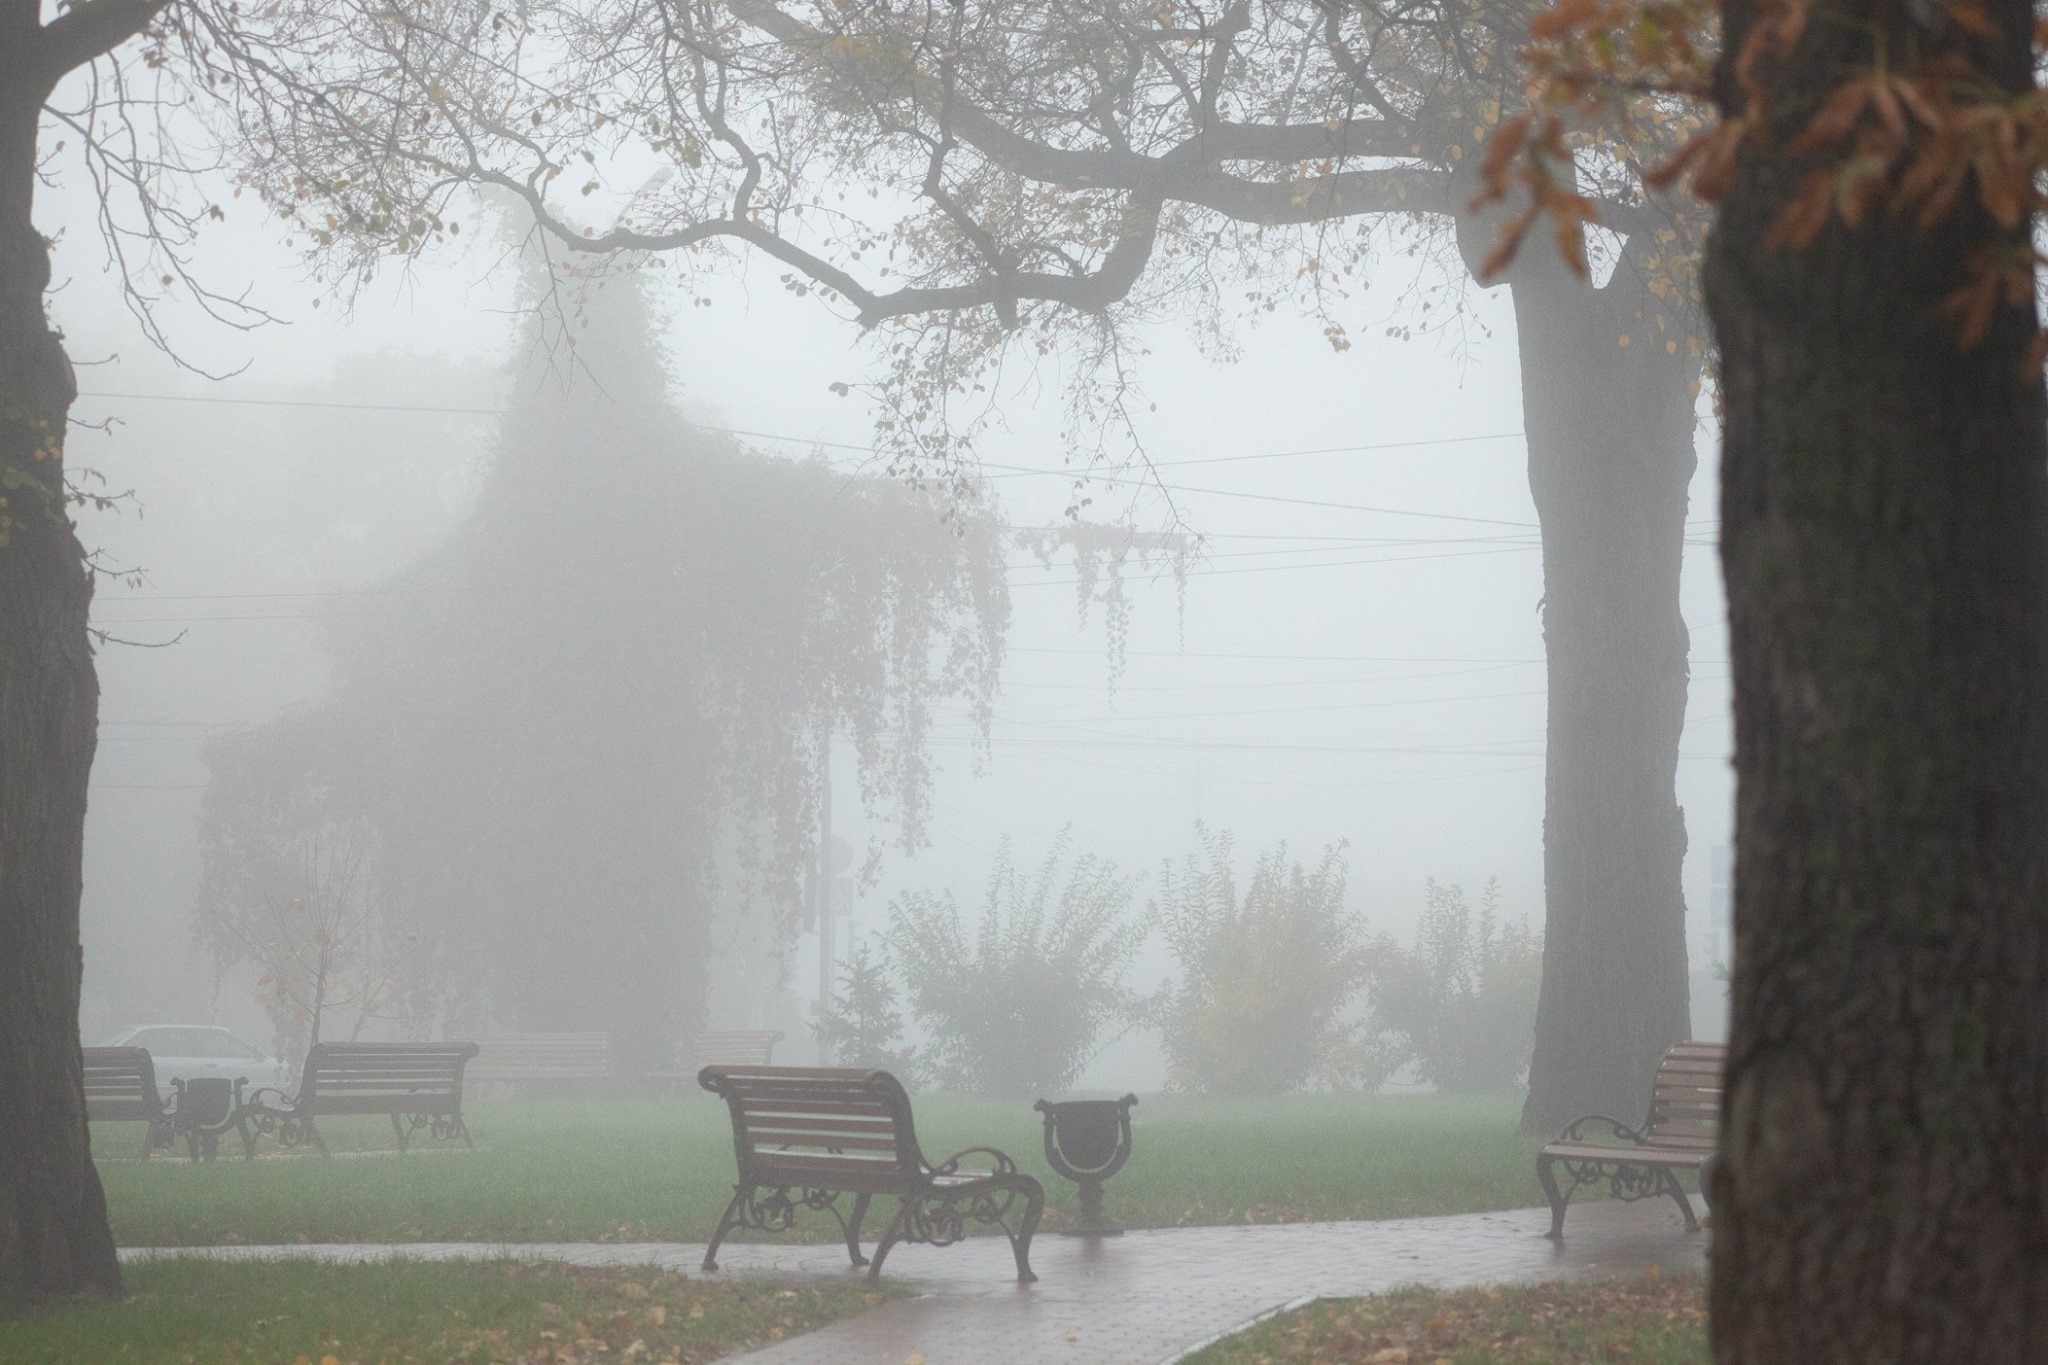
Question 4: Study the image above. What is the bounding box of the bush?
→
[810,942,920,1078]
[887,832,1146,1097]
[1154,828,1383,1096]
[1371,878,1542,1093]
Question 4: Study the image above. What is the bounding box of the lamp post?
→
[1033,1094,1138,1236]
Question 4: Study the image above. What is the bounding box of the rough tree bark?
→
[1704,0,2048,1349]
[0,24,119,1308]
[1493,237,1701,1136]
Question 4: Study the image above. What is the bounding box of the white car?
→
[97,1024,294,1101]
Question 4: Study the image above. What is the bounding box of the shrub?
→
[1371,878,1543,1093]
[887,832,1146,1097]
[810,942,920,1078]
[1154,828,1382,1096]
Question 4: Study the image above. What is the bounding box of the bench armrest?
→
[1552,1114,1652,1146]
[929,1145,1020,1179]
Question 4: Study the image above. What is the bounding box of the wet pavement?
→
[124,1199,1707,1364]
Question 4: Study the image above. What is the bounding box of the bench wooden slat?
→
[82,1047,168,1129]
[741,1114,898,1137]
[729,1095,895,1116]
[1541,1142,1707,1166]
[747,1132,902,1154]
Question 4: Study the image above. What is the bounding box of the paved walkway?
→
[124,1201,1706,1364]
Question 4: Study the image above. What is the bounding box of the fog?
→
[54,172,1732,1090]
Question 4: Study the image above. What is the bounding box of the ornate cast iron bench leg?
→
[865,1177,1044,1283]
[1661,1169,1700,1231]
[866,1200,913,1281]
[844,1192,872,1268]
[1538,1153,1570,1239]
[702,1185,751,1273]
[1007,1178,1045,1282]
[1538,1152,1701,1239]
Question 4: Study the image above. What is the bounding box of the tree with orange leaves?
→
[1488,0,2048,1350]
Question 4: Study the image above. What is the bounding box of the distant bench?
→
[83,1046,247,1162]
[465,1032,612,1087]
[1537,1040,1725,1238]
[82,1046,175,1159]
[687,1030,784,1070]
[649,1030,784,1093]
[243,1041,479,1157]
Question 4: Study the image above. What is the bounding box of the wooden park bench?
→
[82,1046,175,1159]
[1537,1040,1725,1238]
[687,1029,784,1070]
[699,1064,1043,1281]
[465,1032,612,1087]
[650,1030,784,1093]
[242,1041,479,1157]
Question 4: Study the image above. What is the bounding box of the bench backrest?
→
[686,1030,784,1070]
[82,1046,163,1123]
[300,1041,479,1116]
[465,1033,612,1083]
[1643,1041,1725,1152]
[700,1065,921,1194]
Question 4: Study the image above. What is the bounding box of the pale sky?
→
[46,162,1733,1072]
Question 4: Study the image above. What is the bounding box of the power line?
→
[976,688,1551,726]
[87,543,1545,624]
[1000,430,1527,471]
[995,749,1548,790]
[76,388,1540,528]
[977,458,1539,526]
[93,533,1544,604]
[999,662,1535,691]
[77,389,1525,469]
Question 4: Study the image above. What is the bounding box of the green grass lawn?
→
[97,1092,1543,1247]
[1190,1272,1708,1364]
[0,1259,891,1364]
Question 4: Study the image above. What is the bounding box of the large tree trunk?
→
[1506,247,1700,1135]
[0,68,120,1308]
[1704,0,2048,1351]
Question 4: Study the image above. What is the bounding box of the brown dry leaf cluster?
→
[1489,0,2048,358]
[289,1264,880,1365]
[1213,1271,1706,1364]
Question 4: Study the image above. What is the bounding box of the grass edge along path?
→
[1186,1271,1708,1364]
[0,1258,898,1365]
[97,1092,1542,1247]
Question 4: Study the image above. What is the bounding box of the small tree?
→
[888,833,1145,1097]
[1155,828,1380,1097]
[811,942,919,1078]
[198,815,422,1060]
[1372,879,1542,1094]
[195,718,445,1059]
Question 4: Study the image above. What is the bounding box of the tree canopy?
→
[217,0,1707,457]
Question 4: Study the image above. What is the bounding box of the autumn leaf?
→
[1792,80,1873,153]
[1765,171,1836,249]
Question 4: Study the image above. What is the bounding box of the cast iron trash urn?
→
[1033,1093,1138,1236]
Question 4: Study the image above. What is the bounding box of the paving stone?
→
[122,1200,1706,1365]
